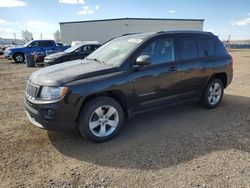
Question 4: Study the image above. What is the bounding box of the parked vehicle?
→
[0,47,4,55]
[25,31,233,142]
[4,40,70,63]
[44,43,101,66]
[71,40,99,46]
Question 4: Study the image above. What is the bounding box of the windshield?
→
[23,41,32,47]
[64,44,81,53]
[87,35,146,66]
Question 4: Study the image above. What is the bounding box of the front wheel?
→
[78,97,124,142]
[13,53,24,63]
[201,78,224,108]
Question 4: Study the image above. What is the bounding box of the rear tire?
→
[78,96,124,142]
[201,78,224,108]
[13,53,24,63]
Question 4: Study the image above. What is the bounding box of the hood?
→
[6,46,24,51]
[45,51,67,59]
[29,59,115,86]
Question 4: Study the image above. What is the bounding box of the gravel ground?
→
[0,50,250,188]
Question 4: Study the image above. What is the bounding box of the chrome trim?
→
[26,97,62,104]
[25,81,64,104]
[26,111,45,129]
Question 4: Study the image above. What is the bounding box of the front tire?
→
[201,78,224,108]
[13,53,25,63]
[78,97,124,142]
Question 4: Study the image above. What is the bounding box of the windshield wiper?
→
[86,58,105,65]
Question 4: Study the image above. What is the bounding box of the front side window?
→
[29,41,39,47]
[139,37,175,65]
[179,37,199,60]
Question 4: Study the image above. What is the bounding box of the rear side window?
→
[198,36,216,56]
[90,45,99,51]
[39,41,54,47]
[215,38,228,55]
[179,37,199,60]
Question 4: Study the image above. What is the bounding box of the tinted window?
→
[83,45,91,52]
[90,45,99,51]
[215,38,228,55]
[139,37,175,65]
[29,41,39,47]
[198,36,216,56]
[39,41,54,47]
[179,37,199,60]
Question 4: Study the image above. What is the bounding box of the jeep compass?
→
[25,31,233,142]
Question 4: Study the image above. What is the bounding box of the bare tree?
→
[54,30,61,42]
[22,30,33,42]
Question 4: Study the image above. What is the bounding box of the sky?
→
[0,0,250,41]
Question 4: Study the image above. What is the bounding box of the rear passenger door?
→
[177,35,208,98]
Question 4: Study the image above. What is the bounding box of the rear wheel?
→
[13,53,24,63]
[201,78,224,108]
[78,96,124,142]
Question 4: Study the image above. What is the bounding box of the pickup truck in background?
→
[4,40,70,63]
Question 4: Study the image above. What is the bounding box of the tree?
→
[22,30,33,42]
[54,30,61,42]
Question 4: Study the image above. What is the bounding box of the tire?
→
[201,78,224,109]
[78,96,124,142]
[13,53,25,63]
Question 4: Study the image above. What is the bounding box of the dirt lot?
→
[0,50,250,188]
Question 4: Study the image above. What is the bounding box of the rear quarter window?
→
[215,38,228,55]
[198,36,216,56]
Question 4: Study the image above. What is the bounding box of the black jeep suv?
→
[25,31,233,142]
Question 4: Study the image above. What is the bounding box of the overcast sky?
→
[0,0,250,40]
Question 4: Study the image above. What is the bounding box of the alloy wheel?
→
[208,83,222,105]
[89,105,119,137]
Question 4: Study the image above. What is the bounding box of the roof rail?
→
[156,30,214,35]
[121,32,140,36]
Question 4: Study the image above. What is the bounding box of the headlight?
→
[39,86,68,100]
[4,49,10,54]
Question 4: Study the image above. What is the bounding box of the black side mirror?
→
[134,55,151,68]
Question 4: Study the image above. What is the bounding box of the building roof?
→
[60,17,205,25]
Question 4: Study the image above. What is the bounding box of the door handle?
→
[168,66,178,72]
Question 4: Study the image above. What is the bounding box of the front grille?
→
[25,82,40,100]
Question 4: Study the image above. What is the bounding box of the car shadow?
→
[48,94,250,170]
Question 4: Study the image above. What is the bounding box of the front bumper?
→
[44,58,56,65]
[4,54,12,60]
[25,99,77,130]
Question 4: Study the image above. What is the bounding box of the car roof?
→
[121,30,214,40]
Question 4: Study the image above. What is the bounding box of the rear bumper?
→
[25,100,77,130]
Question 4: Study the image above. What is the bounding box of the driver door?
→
[132,36,182,111]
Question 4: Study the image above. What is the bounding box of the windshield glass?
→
[64,44,81,53]
[24,41,32,47]
[87,34,147,66]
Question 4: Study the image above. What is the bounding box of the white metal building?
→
[60,18,204,44]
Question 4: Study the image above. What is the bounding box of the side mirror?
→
[134,55,151,68]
